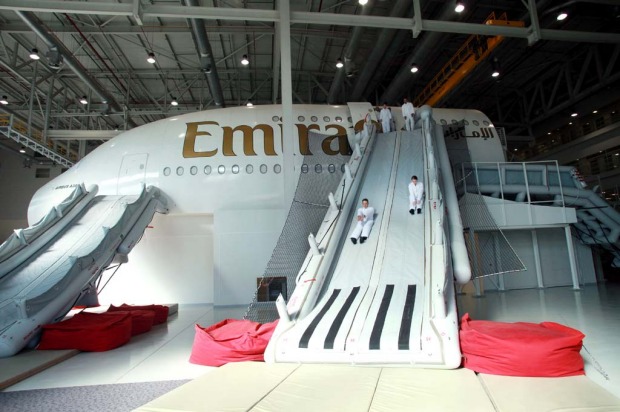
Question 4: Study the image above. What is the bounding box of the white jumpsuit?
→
[379,108,392,133]
[350,206,375,239]
[402,102,415,131]
[408,181,424,209]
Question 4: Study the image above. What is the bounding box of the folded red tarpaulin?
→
[38,312,132,352]
[107,310,155,336]
[189,319,279,367]
[459,313,585,377]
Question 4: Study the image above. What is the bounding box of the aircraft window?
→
[315,164,322,173]
[163,167,171,176]
[232,165,240,174]
[190,166,197,175]
[348,117,352,123]
[301,164,309,173]
[246,165,254,174]
[335,116,342,123]
[298,116,305,122]
[328,164,336,173]
[218,165,225,174]
[204,165,212,175]
[463,120,469,125]
[473,120,480,126]
[311,116,318,122]
[272,116,279,122]
[440,119,447,125]
[451,119,458,124]
[323,116,330,122]
[274,164,282,174]
[483,120,490,126]
[260,164,268,174]
[341,164,346,173]
[176,167,184,176]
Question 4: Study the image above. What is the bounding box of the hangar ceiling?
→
[0,0,618,161]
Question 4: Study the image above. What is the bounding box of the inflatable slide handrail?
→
[276,120,377,323]
[0,184,98,279]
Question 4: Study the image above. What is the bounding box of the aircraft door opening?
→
[117,153,148,195]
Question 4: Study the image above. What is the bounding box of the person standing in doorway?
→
[350,198,375,244]
[379,103,392,133]
[408,175,424,214]
[402,98,415,132]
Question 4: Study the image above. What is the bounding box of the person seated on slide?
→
[408,175,424,215]
[350,198,375,245]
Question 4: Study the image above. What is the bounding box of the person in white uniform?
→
[402,98,415,132]
[350,198,375,244]
[379,103,392,133]
[408,175,424,215]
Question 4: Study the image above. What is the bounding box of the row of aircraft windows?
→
[439,119,491,127]
[272,115,348,123]
[162,163,346,177]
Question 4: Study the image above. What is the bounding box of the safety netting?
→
[244,131,351,323]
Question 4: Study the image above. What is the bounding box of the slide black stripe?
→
[324,287,361,349]
[369,284,394,350]
[398,285,417,350]
[299,289,341,349]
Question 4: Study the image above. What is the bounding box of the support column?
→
[531,229,544,288]
[27,60,38,137]
[278,0,295,203]
[564,225,580,290]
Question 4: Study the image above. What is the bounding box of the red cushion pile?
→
[190,319,278,367]
[38,304,169,352]
[107,304,169,325]
[38,312,132,352]
[459,313,585,377]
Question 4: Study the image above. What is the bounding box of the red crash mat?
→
[38,312,132,352]
[107,310,155,336]
[189,319,278,367]
[107,304,169,325]
[460,313,585,377]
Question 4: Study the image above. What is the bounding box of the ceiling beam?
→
[3,2,620,43]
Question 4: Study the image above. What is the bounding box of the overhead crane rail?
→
[414,12,524,108]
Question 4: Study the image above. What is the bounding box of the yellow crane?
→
[414,12,524,107]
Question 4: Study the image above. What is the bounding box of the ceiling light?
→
[569,122,573,125]
[359,0,368,5]
[146,52,156,64]
[571,112,578,117]
[0,96,7,105]
[557,12,568,21]
[171,97,178,106]
[336,58,344,69]
[491,70,500,77]
[455,2,465,13]
[79,96,88,105]
[410,64,419,73]
[246,101,253,107]
[241,55,249,65]
[19,147,26,153]
[29,48,40,60]
[592,110,598,114]
[547,132,551,135]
